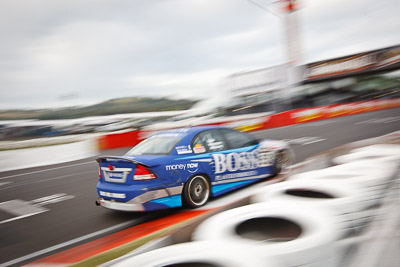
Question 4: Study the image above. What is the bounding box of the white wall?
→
[0,139,98,172]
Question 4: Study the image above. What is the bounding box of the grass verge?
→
[69,215,201,267]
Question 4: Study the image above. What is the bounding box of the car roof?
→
[155,125,229,136]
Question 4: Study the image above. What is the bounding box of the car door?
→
[191,129,265,196]
[191,129,228,179]
[220,128,273,173]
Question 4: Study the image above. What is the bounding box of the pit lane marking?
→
[0,200,48,225]
[284,137,326,146]
[32,193,75,206]
[295,120,336,127]
[0,161,94,181]
[0,170,93,191]
[0,193,75,225]
[355,116,400,124]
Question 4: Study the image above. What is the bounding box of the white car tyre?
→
[288,171,389,206]
[109,240,282,267]
[250,179,376,235]
[333,144,400,166]
[288,160,395,190]
[193,203,341,267]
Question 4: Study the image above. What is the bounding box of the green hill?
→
[0,97,197,120]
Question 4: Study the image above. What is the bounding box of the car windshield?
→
[125,135,182,155]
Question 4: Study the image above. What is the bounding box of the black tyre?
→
[182,175,210,208]
[273,149,293,175]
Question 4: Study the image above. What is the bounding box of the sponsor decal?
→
[258,151,274,165]
[194,144,206,154]
[206,138,224,150]
[109,172,124,179]
[187,163,199,173]
[101,167,131,183]
[212,150,273,174]
[169,128,191,133]
[176,145,192,154]
[305,54,375,80]
[166,163,199,173]
[153,133,182,137]
[166,164,186,171]
[99,191,126,199]
[153,128,191,138]
[215,170,258,181]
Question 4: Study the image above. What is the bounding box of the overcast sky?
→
[1,0,399,110]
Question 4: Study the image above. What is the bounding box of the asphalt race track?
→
[0,107,399,266]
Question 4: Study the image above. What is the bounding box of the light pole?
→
[247,0,303,111]
[282,0,303,110]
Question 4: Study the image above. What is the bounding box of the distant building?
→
[227,44,400,115]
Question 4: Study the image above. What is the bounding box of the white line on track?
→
[31,194,68,204]
[32,193,75,206]
[0,161,94,180]
[355,117,400,124]
[295,120,336,127]
[0,211,47,225]
[0,171,93,191]
[1,219,143,267]
[302,138,326,145]
[384,117,400,123]
[355,118,376,124]
[0,194,75,225]
[38,195,75,206]
[284,137,326,146]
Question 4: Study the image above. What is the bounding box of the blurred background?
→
[1,1,400,266]
[0,0,399,139]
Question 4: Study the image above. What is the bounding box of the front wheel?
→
[273,149,293,175]
[182,175,210,209]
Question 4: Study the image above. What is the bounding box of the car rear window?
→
[126,135,182,155]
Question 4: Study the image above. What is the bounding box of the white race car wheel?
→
[272,149,294,175]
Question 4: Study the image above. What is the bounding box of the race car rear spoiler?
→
[95,156,150,168]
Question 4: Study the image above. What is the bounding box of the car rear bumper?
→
[96,184,184,211]
[97,198,145,212]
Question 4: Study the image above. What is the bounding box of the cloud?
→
[303,0,400,60]
[0,0,399,109]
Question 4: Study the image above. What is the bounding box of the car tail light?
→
[133,165,157,180]
[98,165,102,179]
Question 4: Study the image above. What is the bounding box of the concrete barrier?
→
[0,139,98,172]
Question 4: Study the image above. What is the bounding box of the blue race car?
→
[95,126,293,212]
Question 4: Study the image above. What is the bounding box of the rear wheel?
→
[183,175,210,208]
[273,149,293,175]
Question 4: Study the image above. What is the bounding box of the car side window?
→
[221,128,258,149]
[192,130,228,154]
